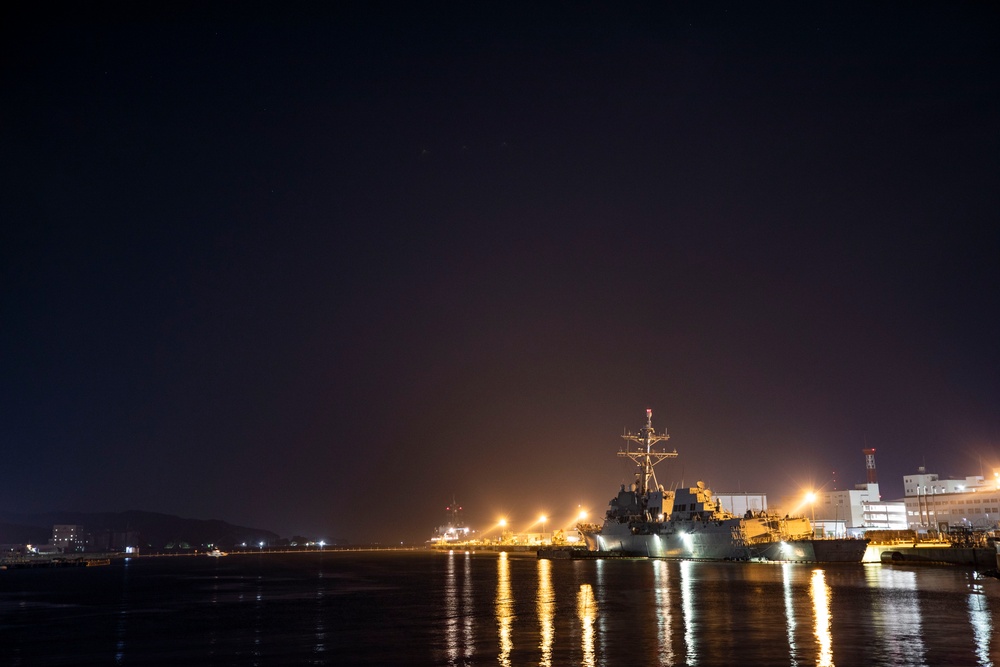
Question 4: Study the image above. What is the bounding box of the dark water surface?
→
[1,550,997,666]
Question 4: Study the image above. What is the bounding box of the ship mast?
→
[619,408,678,495]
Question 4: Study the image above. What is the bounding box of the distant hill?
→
[0,520,49,545]
[0,510,280,550]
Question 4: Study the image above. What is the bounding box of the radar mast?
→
[619,408,678,495]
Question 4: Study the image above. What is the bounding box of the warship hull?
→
[583,522,750,560]
[583,524,868,563]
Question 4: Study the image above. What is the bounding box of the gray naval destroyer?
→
[578,410,868,562]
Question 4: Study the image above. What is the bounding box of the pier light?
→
[805,492,817,537]
[476,518,509,544]
[319,540,325,551]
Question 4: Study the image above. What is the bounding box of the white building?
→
[903,468,990,496]
[812,483,881,530]
[861,501,908,530]
[902,467,1000,531]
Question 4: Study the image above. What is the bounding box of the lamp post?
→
[805,492,817,537]
[539,515,547,545]
[495,519,507,544]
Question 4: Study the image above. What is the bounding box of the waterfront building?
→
[902,467,1000,531]
[51,524,88,552]
[811,483,881,533]
[861,500,908,530]
[91,529,141,553]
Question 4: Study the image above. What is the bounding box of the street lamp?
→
[539,515,547,545]
[805,492,817,537]
[319,540,325,552]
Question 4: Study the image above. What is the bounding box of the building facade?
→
[812,483,881,528]
[902,468,1000,531]
[51,524,88,552]
[861,500,908,530]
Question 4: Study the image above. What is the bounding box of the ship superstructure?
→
[578,410,868,562]
[430,497,474,544]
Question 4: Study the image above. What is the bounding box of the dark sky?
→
[3,3,998,543]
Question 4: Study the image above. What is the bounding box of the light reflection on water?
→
[653,560,675,666]
[968,579,993,667]
[485,556,1000,667]
[810,568,833,667]
[461,552,473,663]
[782,562,799,666]
[4,552,1000,665]
[865,563,926,665]
[313,564,325,659]
[495,552,513,667]
[537,558,553,667]
[444,551,475,666]
[253,574,263,665]
[444,551,458,665]
[114,557,130,665]
[577,582,597,667]
[594,558,606,663]
[680,559,697,666]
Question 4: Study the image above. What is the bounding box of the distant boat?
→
[206,548,228,558]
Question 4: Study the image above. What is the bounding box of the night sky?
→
[3,4,998,544]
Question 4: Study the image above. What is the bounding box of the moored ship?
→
[578,409,867,563]
[429,497,476,545]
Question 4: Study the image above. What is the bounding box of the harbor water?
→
[2,550,998,665]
